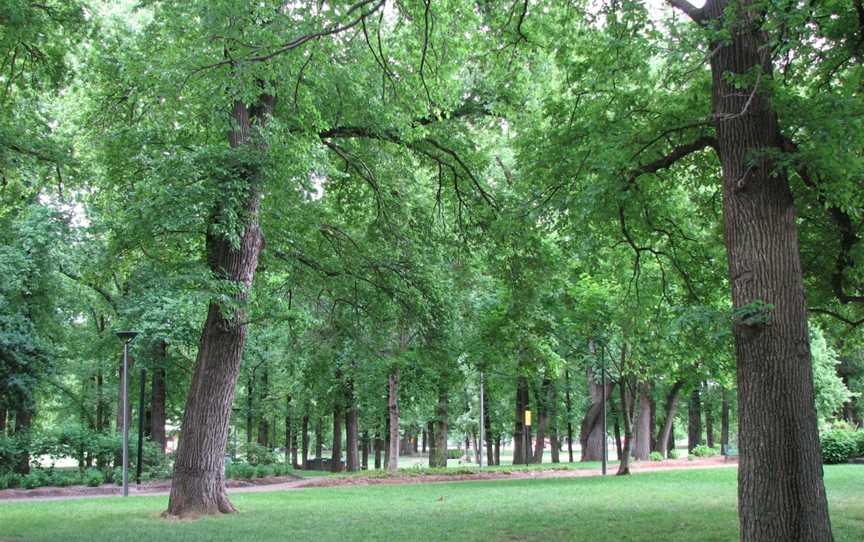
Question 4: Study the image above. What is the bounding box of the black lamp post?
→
[116,331,138,497]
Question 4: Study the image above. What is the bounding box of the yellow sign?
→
[524,410,532,427]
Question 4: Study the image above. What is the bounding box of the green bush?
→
[649,451,663,462]
[821,428,858,464]
[255,464,273,478]
[22,470,48,489]
[226,462,256,480]
[690,445,720,458]
[241,443,277,465]
[84,468,104,487]
[446,449,462,459]
[668,449,681,459]
[0,473,23,489]
[854,430,864,458]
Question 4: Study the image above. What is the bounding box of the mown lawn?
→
[1,466,861,541]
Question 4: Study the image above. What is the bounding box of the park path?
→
[0,457,736,503]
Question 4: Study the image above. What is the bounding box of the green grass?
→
[1,466,862,541]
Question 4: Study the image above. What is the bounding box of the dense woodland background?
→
[1,0,864,537]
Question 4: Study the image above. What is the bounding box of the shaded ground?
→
[0,456,734,502]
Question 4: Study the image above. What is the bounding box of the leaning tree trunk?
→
[655,380,683,457]
[698,0,834,537]
[579,366,612,461]
[632,384,652,461]
[430,385,448,467]
[165,96,272,518]
[387,367,400,471]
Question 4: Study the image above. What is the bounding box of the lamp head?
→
[115,331,139,343]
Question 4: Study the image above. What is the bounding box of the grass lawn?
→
[1,466,861,541]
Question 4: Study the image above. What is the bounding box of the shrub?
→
[255,464,273,478]
[226,462,256,480]
[668,449,681,459]
[821,428,858,464]
[0,473,23,489]
[241,443,277,465]
[22,471,48,489]
[446,449,462,459]
[84,468,104,487]
[690,445,720,458]
[854,430,864,458]
[649,451,663,462]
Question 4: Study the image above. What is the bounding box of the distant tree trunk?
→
[565,369,574,463]
[611,395,622,462]
[245,377,253,448]
[150,362,167,454]
[494,435,501,465]
[345,405,359,472]
[617,379,634,475]
[550,380,560,463]
[688,388,702,452]
[383,409,390,470]
[361,431,369,470]
[430,386,448,467]
[301,414,309,469]
[284,396,291,465]
[633,384,652,461]
[483,388,494,466]
[721,393,730,454]
[374,432,383,469]
[413,430,419,454]
[471,431,480,464]
[257,365,269,447]
[655,380,683,457]
[513,374,529,464]
[421,429,427,453]
[331,405,343,472]
[705,397,715,449]
[532,378,550,463]
[95,367,105,433]
[315,416,323,469]
[13,404,33,474]
[387,368,399,471]
[579,366,612,461]
[291,425,299,469]
[426,421,435,460]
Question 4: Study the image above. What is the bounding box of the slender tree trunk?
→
[426,421,435,461]
[494,435,501,465]
[617,379,634,475]
[430,385,448,467]
[721,393,730,454]
[471,431,480,464]
[345,405,359,472]
[387,367,399,471]
[698,2,834,535]
[483,386,494,466]
[374,432,383,469]
[532,378,550,463]
[150,363,167,454]
[550,380,560,463]
[579,367,612,461]
[331,405,343,472]
[565,369,574,463]
[688,387,702,452]
[705,392,715,449]
[301,414,309,469]
[633,384,652,460]
[257,365,269,447]
[513,373,529,464]
[421,429,427,453]
[610,394,622,462]
[284,396,291,465]
[315,416,323,470]
[655,380,684,457]
[361,431,369,470]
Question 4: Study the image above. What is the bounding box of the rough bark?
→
[655,380,684,457]
[315,416,323,470]
[579,367,612,461]
[633,384,652,461]
[697,1,834,536]
[13,405,33,474]
[387,367,399,471]
[301,414,309,469]
[617,379,634,475]
[430,385,448,467]
[688,387,702,452]
[165,98,272,519]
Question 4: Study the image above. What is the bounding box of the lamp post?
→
[523,409,532,466]
[600,344,607,476]
[479,372,484,469]
[116,331,138,497]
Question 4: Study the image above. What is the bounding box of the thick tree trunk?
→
[13,405,33,475]
[345,405,359,472]
[301,414,309,469]
[655,380,683,457]
[430,386,448,467]
[513,374,529,464]
[688,387,702,452]
[532,378,551,463]
[331,405,343,472]
[387,368,399,471]
[698,1,834,536]
[633,384,652,461]
[579,367,612,461]
[150,363,167,454]
[721,394,730,454]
